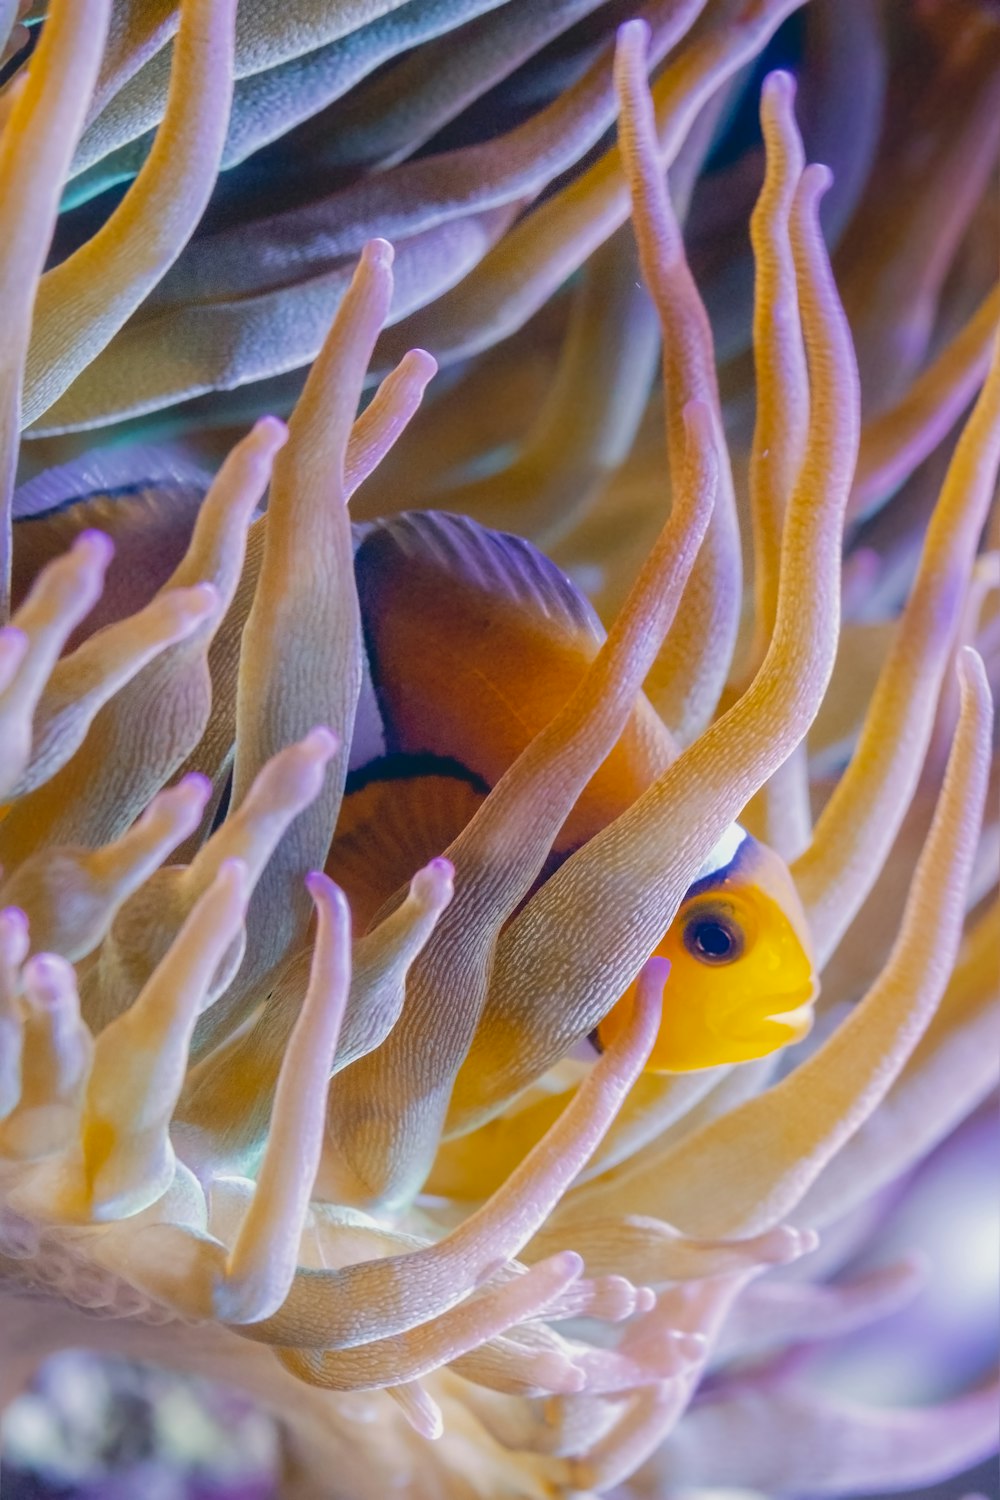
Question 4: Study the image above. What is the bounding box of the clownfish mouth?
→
[730,985,818,1047]
[765,998,816,1038]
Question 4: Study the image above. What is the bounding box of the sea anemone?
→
[0,1,998,1496]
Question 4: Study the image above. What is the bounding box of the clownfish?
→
[330,510,817,1075]
[7,452,817,1075]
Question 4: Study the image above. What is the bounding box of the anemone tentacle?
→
[1,4,998,1496]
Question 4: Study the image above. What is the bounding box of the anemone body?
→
[0,1,998,1496]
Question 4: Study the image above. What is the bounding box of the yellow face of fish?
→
[597,827,818,1071]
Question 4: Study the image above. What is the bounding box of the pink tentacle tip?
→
[617,17,651,55]
[541,1250,585,1287]
[25,952,61,978]
[74,529,114,564]
[799,162,834,203]
[763,68,797,103]
[408,348,438,380]
[252,414,289,448]
[957,644,988,688]
[672,1330,708,1362]
[559,1362,588,1395]
[778,1225,820,1261]
[640,955,671,991]
[178,771,213,803]
[0,900,29,960]
[413,858,454,909]
[365,237,395,269]
[304,725,339,757]
[0,909,29,970]
[305,869,340,902]
[24,951,74,1000]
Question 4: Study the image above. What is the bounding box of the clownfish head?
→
[597,825,818,1072]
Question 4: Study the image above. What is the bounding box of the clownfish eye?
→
[682,908,745,965]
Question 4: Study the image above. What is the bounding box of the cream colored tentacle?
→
[276,1250,584,1392]
[0,534,112,800]
[850,283,1000,523]
[215,242,393,1046]
[175,858,453,1173]
[23,0,236,424]
[615,19,740,742]
[794,324,1000,964]
[456,156,859,1128]
[732,68,811,860]
[0,0,112,613]
[0,775,210,960]
[215,873,351,1324]
[0,418,283,867]
[83,728,336,1036]
[561,650,992,1238]
[243,965,662,1352]
[4,583,214,799]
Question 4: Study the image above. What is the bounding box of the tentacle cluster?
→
[0,1,997,1496]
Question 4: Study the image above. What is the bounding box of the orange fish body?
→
[330,511,671,925]
[332,512,817,1072]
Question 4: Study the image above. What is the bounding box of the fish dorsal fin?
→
[329,755,487,932]
[12,449,210,642]
[13,446,211,521]
[354,509,604,779]
[367,510,607,643]
[353,509,672,848]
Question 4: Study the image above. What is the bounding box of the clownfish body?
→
[329,510,817,1073]
[6,462,816,1073]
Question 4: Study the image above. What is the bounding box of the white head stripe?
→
[692,823,748,883]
